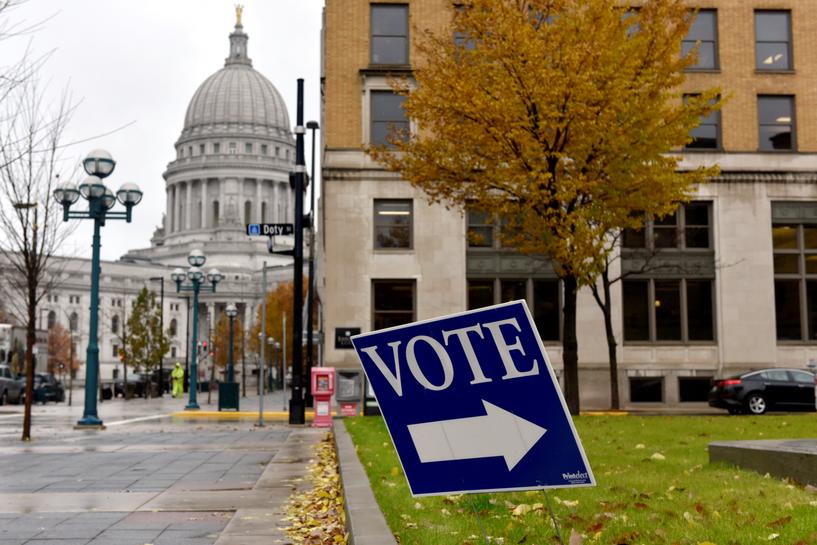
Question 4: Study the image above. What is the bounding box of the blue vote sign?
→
[351,300,595,497]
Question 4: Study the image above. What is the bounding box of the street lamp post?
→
[305,120,319,408]
[170,249,222,410]
[53,149,142,428]
[225,304,237,384]
[218,303,240,411]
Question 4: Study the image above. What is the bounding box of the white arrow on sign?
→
[407,400,546,471]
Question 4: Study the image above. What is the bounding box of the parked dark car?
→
[708,368,816,415]
[0,364,23,405]
[18,373,65,404]
[114,369,172,398]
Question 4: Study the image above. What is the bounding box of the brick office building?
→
[319,1,817,410]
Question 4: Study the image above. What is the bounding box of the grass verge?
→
[345,414,817,545]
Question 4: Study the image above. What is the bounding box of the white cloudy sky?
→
[3,0,323,261]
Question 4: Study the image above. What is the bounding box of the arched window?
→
[47,311,56,330]
[244,201,252,224]
[69,312,78,332]
[213,200,220,226]
[262,202,267,223]
[198,201,203,229]
[169,318,178,337]
[112,315,119,335]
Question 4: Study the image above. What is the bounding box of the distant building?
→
[319,1,817,410]
[1,15,296,383]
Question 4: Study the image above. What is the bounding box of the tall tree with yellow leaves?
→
[370,0,722,414]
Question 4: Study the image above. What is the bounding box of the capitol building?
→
[1,17,300,383]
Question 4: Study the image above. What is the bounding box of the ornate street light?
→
[225,304,238,384]
[171,249,221,410]
[53,149,142,428]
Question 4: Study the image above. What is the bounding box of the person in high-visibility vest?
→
[171,362,185,398]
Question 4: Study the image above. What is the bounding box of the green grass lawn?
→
[344,414,817,545]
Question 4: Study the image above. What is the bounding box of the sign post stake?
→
[542,489,565,545]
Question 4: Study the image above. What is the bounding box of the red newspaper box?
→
[311,367,335,428]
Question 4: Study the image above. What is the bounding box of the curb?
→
[334,420,398,545]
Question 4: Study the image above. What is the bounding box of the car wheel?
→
[746,393,767,415]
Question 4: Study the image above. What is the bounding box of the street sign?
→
[246,223,294,236]
[351,300,594,497]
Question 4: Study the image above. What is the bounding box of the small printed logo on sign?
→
[562,471,590,484]
[247,223,261,236]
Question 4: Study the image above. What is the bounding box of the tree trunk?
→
[562,274,580,415]
[601,271,620,410]
[21,275,36,441]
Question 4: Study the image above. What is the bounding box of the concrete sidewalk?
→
[0,400,324,545]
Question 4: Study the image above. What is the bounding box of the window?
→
[275,146,280,157]
[682,10,718,70]
[374,199,412,249]
[372,280,414,330]
[229,142,237,154]
[772,222,817,341]
[170,318,178,337]
[188,146,192,157]
[467,209,494,248]
[213,200,220,226]
[262,202,268,223]
[622,279,714,342]
[244,200,252,224]
[213,143,220,154]
[630,377,664,403]
[678,377,713,402]
[685,95,720,150]
[47,311,56,330]
[69,312,78,332]
[171,347,177,358]
[467,280,494,310]
[758,96,794,151]
[623,202,711,250]
[755,11,792,70]
[111,315,119,335]
[371,4,408,65]
[467,278,561,341]
[245,142,253,154]
[371,91,408,146]
[112,344,119,358]
[200,144,205,155]
[261,144,268,155]
[790,370,814,384]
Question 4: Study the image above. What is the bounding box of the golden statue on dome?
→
[235,4,244,26]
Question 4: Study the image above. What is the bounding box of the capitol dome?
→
[178,21,291,142]
[121,14,296,272]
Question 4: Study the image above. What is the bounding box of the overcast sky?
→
[4,0,323,261]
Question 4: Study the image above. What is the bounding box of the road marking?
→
[105,413,170,426]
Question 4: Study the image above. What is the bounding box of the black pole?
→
[289,78,306,425]
[305,120,319,408]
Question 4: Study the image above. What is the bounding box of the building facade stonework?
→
[319,0,817,410]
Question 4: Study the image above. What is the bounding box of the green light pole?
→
[225,304,238,383]
[171,249,222,410]
[53,149,143,428]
